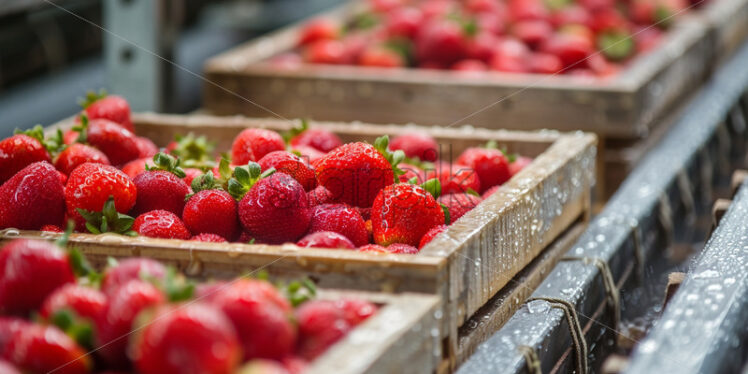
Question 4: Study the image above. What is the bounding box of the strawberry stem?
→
[77,196,137,236]
[169,133,216,170]
[282,118,310,144]
[72,114,89,144]
[283,278,317,307]
[227,162,276,200]
[146,152,186,178]
[162,267,195,302]
[373,135,406,184]
[77,89,107,109]
[50,309,95,348]
[14,125,66,155]
[420,178,442,199]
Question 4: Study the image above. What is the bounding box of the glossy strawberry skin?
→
[210,280,295,360]
[0,162,65,230]
[4,324,91,374]
[371,183,445,247]
[295,299,374,360]
[183,168,203,186]
[0,239,75,315]
[438,193,482,222]
[389,133,439,162]
[0,359,21,374]
[456,148,511,192]
[0,134,51,184]
[96,280,165,367]
[86,119,140,166]
[121,157,155,178]
[132,303,241,374]
[231,128,285,165]
[0,317,30,356]
[307,185,335,207]
[415,19,468,67]
[131,170,190,216]
[315,142,394,208]
[418,224,448,249]
[133,210,191,240]
[191,233,227,242]
[308,204,368,247]
[239,173,311,244]
[509,156,533,176]
[426,163,481,195]
[304,40,347,64]
[100,257,166,296]
[65,163,137,230]
[297,231,356,249]
[40,283,107,322]
[290,128,343,153]
[298,18,339,46]
[135,137,159,158]
[84,94,134,133]
[183,190,239,241]
[258,151,317,191]
[54,143,110,175]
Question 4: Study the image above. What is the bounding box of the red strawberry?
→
[133,210,191,240]
[131,303,241,374]
[237,360,290,374]
[315,142,394,207]
[238,172,311,244]
[529,52,564,74]
[194,281,229,303]
[633,25,663,53]
[131,154,190,216]
[0,134,51,184]
[481,185,501,199]
[121,157,155,178]
[295,299,374,360]
[258,151,317,191]
[63,130,80,145]
[426,162,481,194]
[85,118,140,165]
[466,32,499,62]
[191,233,227,242]
[389,133,439,162]
[385,7,424,38]
[101,257,166,296]
[307,185,335,206]
[308,204,368,247]
[183,168,203,186]
[135,136,159,158]
[0,359,20,374]
[550,5,591,27]
[0,318,30,356]
[540,32,593,68]
[183,188,239,241]
[304,39,347,64]
[292,145,326,165]
[4,324,91,374]
[96,279,164,367]
[418,224,448,249]
[81,92,134,133]
[508,0,549,21]
[386,243,420,254]
[415,19,469,66]
[456,147,511,192]
[65,163,137,230]
[0,162,65,230]
[298,18,340,46]
[358,244,388,253]
[210,280,295,360]
[490,38,530,73]
[297,231,356,249]
[359,46,406,67]
[512,20,553,49]
[40,284,107,322]
[398,162,425,183]
[42,224,64,232]
[54,143,110,175]
[0,239,75,315]
[371,182,445,246]
[510,156,533,176]
[465,0,503,14]
[231,128,285,165]
[438,193,482,222]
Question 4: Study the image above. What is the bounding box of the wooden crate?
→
[700,0,748,62]
[0,113,595,369]
[202,1,712,140]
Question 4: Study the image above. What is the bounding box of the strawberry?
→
[476,12,505,34]
[210,280,295,360]
[297,231,356,249]
[80,91,134,133]
[633,25,663,53]
[191,233,227,242]
[292,145,326,165]
[359,45,407,67]
[65,163,137,230]
[307,185,335,206]
[0,239,75,315]
[338,298,377,325]
[465,0,503,14]
[79,118,140,166]
[258,151,317,191]
[370,0,403,13]
[237,171,312,244]
[438,193,482,221]
[133,210,191,239]
[0,318,30,356]
[0,360,20,374]
[550,5,591,27]
[415,18,469,66]
[194,281,228,303]
[131,153,190,216]
[529,52,564,74]
[4,324,91,374]
[386,243,419,254]
[418,224,448,249]
[101,257,166,296]
[231,128,285,165]
[398,162,425,183]
[371,181,445,246]
[511,20,553,49]
[315,141,394,207]
[183,167,203,186]
[0,133,51,184]
[508,0,549,21]
[385,7,424,38]
[298,18,340,46]
[135,136,159,158]
[54,143,110,175]
[357,243,388,252]
[490,38,530,73]
[0,162,65,230]
[456,146,511,192]
[304,39,347,64]
[63,129,80,145]
[131,303,242,374]
[308,204,368,247]
[389,132,439,162]
[183,175,239,241]
[121,157,155,178]
[295,299,374,360]
[237,360,290,374]
[426,162,481,194]
[465,31,499,62]
[40,283,107,321]
[481,185,501,199]
[96,279,165,367]
[540,32,593,68]
[509,155,533,176]
[42,224,64,232]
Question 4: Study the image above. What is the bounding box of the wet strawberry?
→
[4,324,91,374]
[529,52,564,74]
[84,118,140,166]
[135,136,159,158]
[131,303,241,374]
[338,298,377,325]
[540,32,593,68]
[371,182,445,247]
[183,168,203,186]
[289,127,343,154]
[295,299,374,360]
[418,224,448,249]
[481,185,501,199]
[385,7,424,38]
[307,185,335,206]
[121,157,155,178]
[386,243,420,254]
[389,133,439,162]
[304,39,347,64]
[80,92,134,133]
[509,155,533,176]
[359,46,406,67]
[191,233,227,242]
[315,142,394,207]
[438,193,482,222]
[550,5,591,27]
[357,244,388,253]
[511,20,553,49]
[210,280,295,360]
[0,318,30,356]
[452,59,489,71]
[456,147,510,192]
[65,163,137,230]
[0,162,65,230]
[508,0,549,21]
[426,162,481,194]
[54,143,110,175]
[490,38,530,73]
[231,128,285,165]
[183,186,239,241]
[415,18,469,67]
[258,151,317,191]
[297,231,356,249]
[298,18,340,46]
[0,134,51,183]
[41,224,64,232]
[292,145,326,165]
[40,284,107,322]
[0,359,20,374]
[133,210,191,240]
[100,257,166,296]
[131,153,190,216]
[308,204,368,247]
[0,239,75,315]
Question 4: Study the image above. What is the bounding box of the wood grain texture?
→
[699,0,748,63]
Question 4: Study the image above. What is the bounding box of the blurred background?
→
[0,0,344,137]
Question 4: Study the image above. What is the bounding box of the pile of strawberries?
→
[0,93,531,253]
[273,0,701,76]
[0,237,376,374]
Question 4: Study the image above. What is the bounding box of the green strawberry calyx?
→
[282,118,309,144]
[71,114,89,144]
[282,278,317,307]
[373,135,406,184]
[169,133,216,170]
[77,196,137,236]
[485,140,517,162]
[227,161,276,200]
[146,152,187,178]
[50,309,95,349]
[14,125,66,155]
[597,31,635,62]
[55,221,102,285]
[77,89,107,109]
